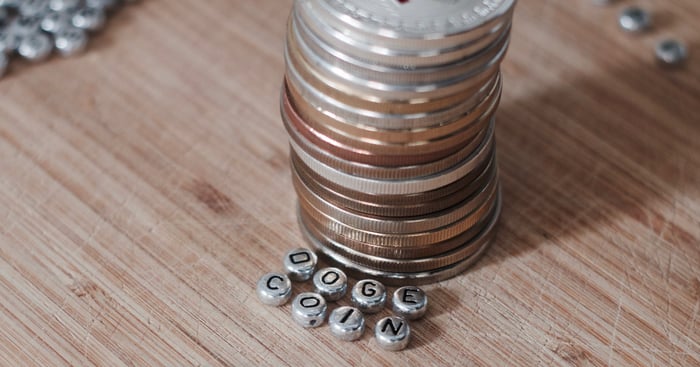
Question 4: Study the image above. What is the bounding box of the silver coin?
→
[292,11,511,87]
[294,1,514,69]
[54,27,88,56]
[288,120,495,195]
[299,0,516,56]
[18,32,52,61]
[286,28,510,104]
[285,60,501,130]
[297,190,502,285]
[72,6,105,31]
[619,6,651,33]
[316,0,515,36]
[295,164,498,237]
[655,39,687,66]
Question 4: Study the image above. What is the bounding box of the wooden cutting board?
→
[0,0,698,365]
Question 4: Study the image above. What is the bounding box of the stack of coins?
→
[281,0,516,285]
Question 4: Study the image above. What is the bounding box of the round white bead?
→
[350,279,386,314]
[10,15,45,37]
[0,30,22,54]
[48,0,82,12]
[72,6,105,31]
[283,248,317,281]
[392,286,428,320]
[86,0,119,11]
[0,52,8,78]
[328,306,365,341]
[54,27,88,56]
[256,272,292,306]
[655,39,687,67]
[619,6,651,33]
[19,0,50,17]
[18,33,52,62]
[291,292,327,328]
[41,11,74,33]
[312,267,347,301]
[375,316,410,351]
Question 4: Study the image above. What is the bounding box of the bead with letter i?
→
[392,286,428,320]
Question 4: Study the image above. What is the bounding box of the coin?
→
[293,11,511,86]
[280,0,516,283]
[286,68,501,130]
[283,77,502,154]
[290,150,497,218]
[295,0,516,67]
[288,123,495,195]
[298,179,498,247]
[293,162,499,234]
[298,190,502,286]
[284,91,495,160]
[284,105,490,180]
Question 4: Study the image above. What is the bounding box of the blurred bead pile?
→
[0,0,136,78]
[595,1,688,67]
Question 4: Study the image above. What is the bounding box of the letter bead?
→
[328,306,365,341]
[392,286,428,320]
[291,292,327,328]
[350,279,386,314]
[375,316,410,351]
[283,248,317,281]
[312,267,347,301]
[256,272,292,306]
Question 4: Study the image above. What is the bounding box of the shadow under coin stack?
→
[281,0,516,285]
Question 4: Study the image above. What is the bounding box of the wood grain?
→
[0,0,698,365]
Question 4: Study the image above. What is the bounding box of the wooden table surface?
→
[1,1,698,366]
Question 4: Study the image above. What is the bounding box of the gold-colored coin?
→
[298,178,498,247]
[290,148,496,215]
